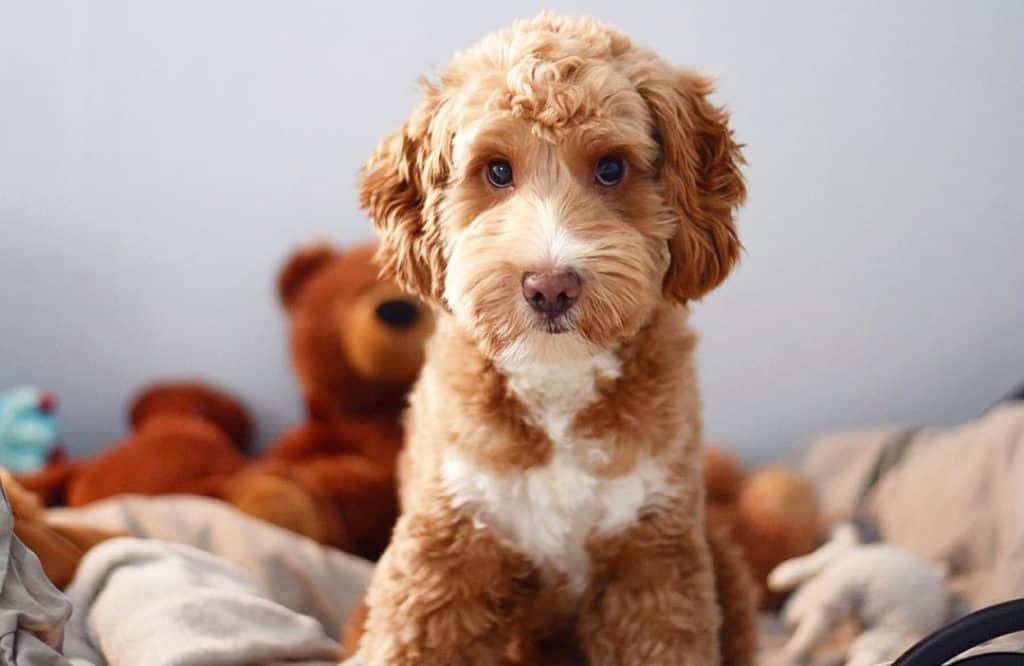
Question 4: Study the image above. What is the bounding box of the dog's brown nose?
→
[522,270,581,317]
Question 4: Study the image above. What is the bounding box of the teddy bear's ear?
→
[128,380,252,451]
[277,244,338,309]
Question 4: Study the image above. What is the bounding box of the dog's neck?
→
[498,344,623,463]
[428,303,698,475]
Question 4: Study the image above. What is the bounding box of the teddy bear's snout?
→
[374,299,420,329]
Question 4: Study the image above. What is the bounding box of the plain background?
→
[3,1,1022,462]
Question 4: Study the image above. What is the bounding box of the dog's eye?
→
[594,156,625,187]
[485,160,514,189]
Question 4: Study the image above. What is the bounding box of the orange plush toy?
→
[16,381,250,508]
[703,445,821,608]
[226,242,433,559]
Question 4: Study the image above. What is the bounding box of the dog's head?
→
[360,13,745,364]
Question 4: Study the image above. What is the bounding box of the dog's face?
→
[361,14,745,363]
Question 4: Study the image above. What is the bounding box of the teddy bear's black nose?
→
[375,299,420,329]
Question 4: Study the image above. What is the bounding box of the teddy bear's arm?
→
[265,420,401,468]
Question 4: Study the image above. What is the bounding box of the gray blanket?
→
[2,494,374,665]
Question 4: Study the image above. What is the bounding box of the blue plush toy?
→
[0,387,61,473]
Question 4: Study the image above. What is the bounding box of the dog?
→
[348,12,756,665]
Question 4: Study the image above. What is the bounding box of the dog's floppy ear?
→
[359,82,450,304]
[628,57,746,303]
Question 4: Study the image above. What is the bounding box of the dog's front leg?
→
[354,508,537,666]
[580,510,722,666]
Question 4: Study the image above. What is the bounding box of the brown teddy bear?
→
[18,242,431,562]
[703,445,821,608]
[16,381,250,507]
[230,241,433,559]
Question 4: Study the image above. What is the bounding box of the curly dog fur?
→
[347,12,755,665]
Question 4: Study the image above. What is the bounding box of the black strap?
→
[893,598,1024,665]
[849,428,919,542]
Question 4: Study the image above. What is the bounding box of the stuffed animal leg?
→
[1,469,123,588]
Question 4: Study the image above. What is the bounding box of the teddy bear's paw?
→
[227,470,333,544]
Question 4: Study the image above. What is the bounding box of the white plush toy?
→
[768,523,953,666]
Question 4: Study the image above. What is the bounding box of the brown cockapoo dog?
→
[348,12,757,665]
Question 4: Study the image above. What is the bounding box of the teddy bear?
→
[702,445,822,608]
[229,241,433,559]
[16,242,432,562]
[15,380,251,507]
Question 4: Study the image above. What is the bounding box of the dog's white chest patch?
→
[441,351,671,593]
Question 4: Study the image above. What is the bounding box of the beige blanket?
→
[803,402,1024,610]
[759,401,1024,664]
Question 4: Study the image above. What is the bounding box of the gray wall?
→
[3,1,1023,461]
